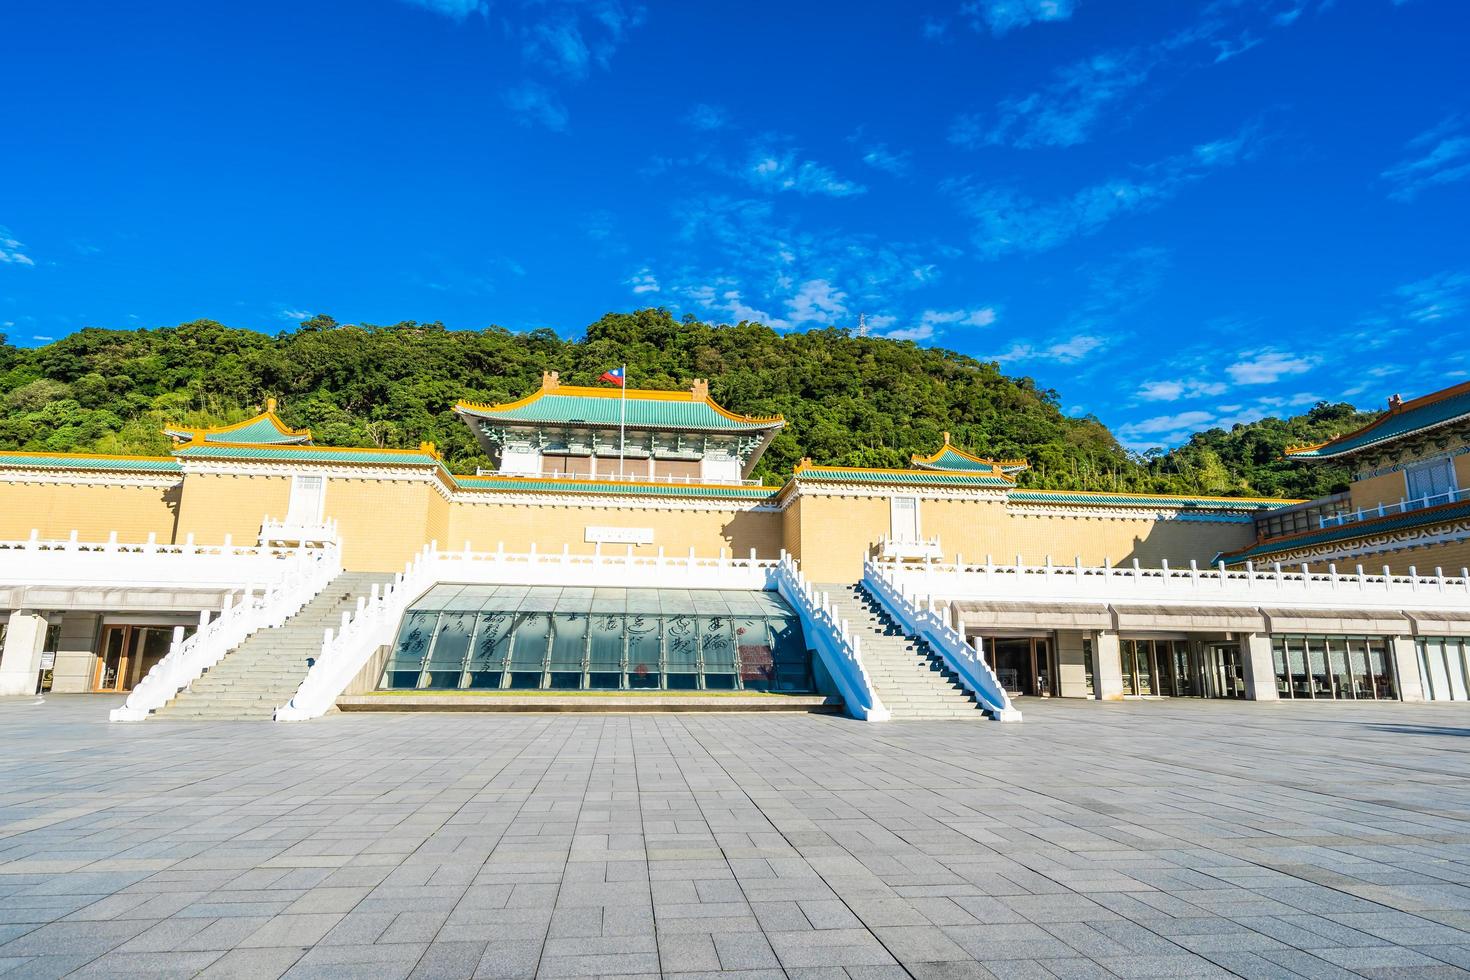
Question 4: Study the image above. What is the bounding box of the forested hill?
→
[0,309,1378,499]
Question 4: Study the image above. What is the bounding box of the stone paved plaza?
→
[2,698,1470,979]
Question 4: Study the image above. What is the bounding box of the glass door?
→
[95,626,130,692]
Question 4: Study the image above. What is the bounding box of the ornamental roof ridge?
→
[453,373,784,430]
[790,459,1015,488]
[0,450,183,473]
[173,440,444,466]
[164,398,313,447]
[1284,380,1470,460]
[910,431,1029,476]
[1007,488,1301,510]
[1219,497,1470,564]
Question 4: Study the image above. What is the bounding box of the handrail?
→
[109,545,342,721]
[1319,487,1470,528]
[773,553,889,722]
[0,529,304,558]
[880,554,1470,603]
[474,468,764,487]
[862,559,1021,722]
[259,516,340,544]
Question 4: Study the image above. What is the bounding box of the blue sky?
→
[2,0,1467,449]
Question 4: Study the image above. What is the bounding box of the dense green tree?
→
[0,310,1376,498]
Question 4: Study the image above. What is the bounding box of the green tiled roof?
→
[1007,490,1293,510]
[1221,499,1470,564]
[457,389,782,432]
[1286,383,1470,459]
[912,446,998,472]
[173,445,439,466]
[0,454,182,473]
[453,476,779,499]
[165,411,311,446]
[794,467,1013,488]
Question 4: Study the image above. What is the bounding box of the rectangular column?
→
[50,613,100,694]
[1094,631,1124,701]
[1242,633,1278,701]
[1391,636,1426,703]
[0,610,49,697]
[1054,630,1092,699]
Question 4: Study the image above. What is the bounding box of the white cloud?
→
[953,50,1147,150]
[517,1,644,80]
[1225,349,1317,385]
[785,279,848,325]
[627,269,660,294]
[861,144,911,176]
[920,307,997,328]
[963,0,1077,36]
[0,227,34,267]
[279,309,312,321]
[993,334,1106,364]
[745,148,866,198]
[882,324,935,342]
[949,128,1257,258]
[1383,116,1470,202]
[1120,410,1216,436]
[1137,378,1228,401]
[921,16,949,39]
[1396,270,1470,323]
[503,82,568,131]
[685,103,729,131]
[396,0,487,19]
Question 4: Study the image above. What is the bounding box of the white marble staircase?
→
[822,583,989,720]
[153,571,395,720]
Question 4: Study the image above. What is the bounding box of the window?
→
[1271,635,1397,700]
[1405,457,1456,506]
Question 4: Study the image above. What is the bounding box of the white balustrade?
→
[258,516,341,546]
[878,554,1470,614]
[0,530,308,590]
[876,535,944,562]
[109,544,342,721]
[1319,487,1470,528]
[773,554,889,722]
[861,559,1021,721]
[276,543,786,721]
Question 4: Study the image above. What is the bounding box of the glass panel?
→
[1368,639,1395,699]
[383,610,436,689]
[549,613,587,672]
[1329,638,1354,699]
[1135,640,1154,695]
[699,615,736,672]
[769,616,810,692]
[508,612,550,688]
[626,613,660,688]
[589,614,624,673]
[424,612,474,689]
[465,611,513,688]
[1272,638,1290,698]
[1152,642,1173,697]
[1288,638,1311,699]
[1121,640,1138,696]
[736,619,772,690]
[1349,638,1373,700]
[1449,639,1469,700]
[1082,639,1095,696]
[1307,638,1330,699]
[664,614,698,673]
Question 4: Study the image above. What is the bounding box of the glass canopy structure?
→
[380,586,812,693]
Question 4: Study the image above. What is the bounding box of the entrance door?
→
[94,626,176,692]
[986,637,1053,697]
[1207,644,1246,699]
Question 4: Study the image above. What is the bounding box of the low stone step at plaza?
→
[151,570,396,721]
[820,583,989,720]
[334,692,843,713]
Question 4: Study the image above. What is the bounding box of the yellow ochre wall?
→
[790,492,1261,582]
[175,473,293,546]
[1349,435,1470,511]
[326,478,442,572]
[0,480,180,543]
[445,498,783,561]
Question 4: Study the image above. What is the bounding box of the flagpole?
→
[618,363,626,479]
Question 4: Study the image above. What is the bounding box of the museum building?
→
[0,372,1466,720]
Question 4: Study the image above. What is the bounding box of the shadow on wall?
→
[1116,519,1259,570]
[163,482,183,544]
[720,510,781,559]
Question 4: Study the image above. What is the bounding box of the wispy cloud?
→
[1225,348,1317,385]
[627,268,660,294]
[921,16,949,40]
[861,144,911,176]
[1382,115,1470,202]
[1397,270,1470,323]
[279,309,312,321]
[517,1,644,80]
[786,279,849,325]
[1137,378,1228,401]
[503,82,568,131]
[948,128,1257,258]
[396,0,488,20]
[993,334,1106,365]
[952,51,1147,149]
[685,103,729,131]
[745,146,866,197]
[0,227,34,267]
[962,0,1077,37]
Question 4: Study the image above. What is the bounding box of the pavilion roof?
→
[910,433,1028,475]
[1285,382,1470,460]
[165,400,312,446]
[455,373,784,433]
[790,461,1015,489]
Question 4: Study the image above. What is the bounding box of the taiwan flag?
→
[599,366,625,387]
